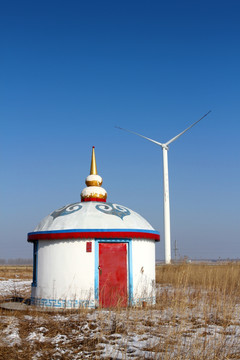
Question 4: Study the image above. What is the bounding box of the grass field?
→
[0,263,240,359]
[0,266,32,280]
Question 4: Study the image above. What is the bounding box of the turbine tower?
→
[116,111,211,264]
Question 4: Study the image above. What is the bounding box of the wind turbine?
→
[116,111,211,264]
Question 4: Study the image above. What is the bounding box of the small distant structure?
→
[28,147,160,309]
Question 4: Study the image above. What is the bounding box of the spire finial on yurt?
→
[90,146,97,175]
[81,147,107,202]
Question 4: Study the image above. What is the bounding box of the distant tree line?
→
[0,258,32,265]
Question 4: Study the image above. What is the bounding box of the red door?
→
[99,242,127,308]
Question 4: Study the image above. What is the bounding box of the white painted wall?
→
[132,239,156,304]
[33,239,95,305]
[31,237,156,308]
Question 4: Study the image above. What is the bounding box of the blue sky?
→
[1,0,240,260]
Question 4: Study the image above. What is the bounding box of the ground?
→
[0,264,240,359]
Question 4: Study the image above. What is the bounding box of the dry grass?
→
[0,266,32,301]
[0,266,32,280]
[156,262,240,296]
[0,263,240,359]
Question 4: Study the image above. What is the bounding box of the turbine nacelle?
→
[162,144,169,150]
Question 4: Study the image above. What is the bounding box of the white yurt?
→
[28,147,160,309]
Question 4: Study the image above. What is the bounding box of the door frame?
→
[94,239,133,306]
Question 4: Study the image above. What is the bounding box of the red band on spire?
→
[81,197,106,202]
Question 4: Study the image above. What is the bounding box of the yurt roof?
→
[28,147,160,242]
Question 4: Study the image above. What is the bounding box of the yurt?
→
[28,147,160,308]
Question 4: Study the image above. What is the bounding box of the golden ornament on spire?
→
[81,146,107,202]
[90,146,97,175]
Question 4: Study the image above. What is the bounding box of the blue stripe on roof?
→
[28,229,160,236]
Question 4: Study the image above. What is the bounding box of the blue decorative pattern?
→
[50,203,82,219]
[95,203,130,220]
[31,297,95,309]
[31,296,155,308]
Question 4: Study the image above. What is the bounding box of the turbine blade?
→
[165,110,211,146]
[115,126,163,146]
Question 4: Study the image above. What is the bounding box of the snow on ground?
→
[0,279,31,298]
[0,316,21,347]
[1,279,240,359]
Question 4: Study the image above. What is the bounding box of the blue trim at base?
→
[30,296,155,308]
[31,297,95,308]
